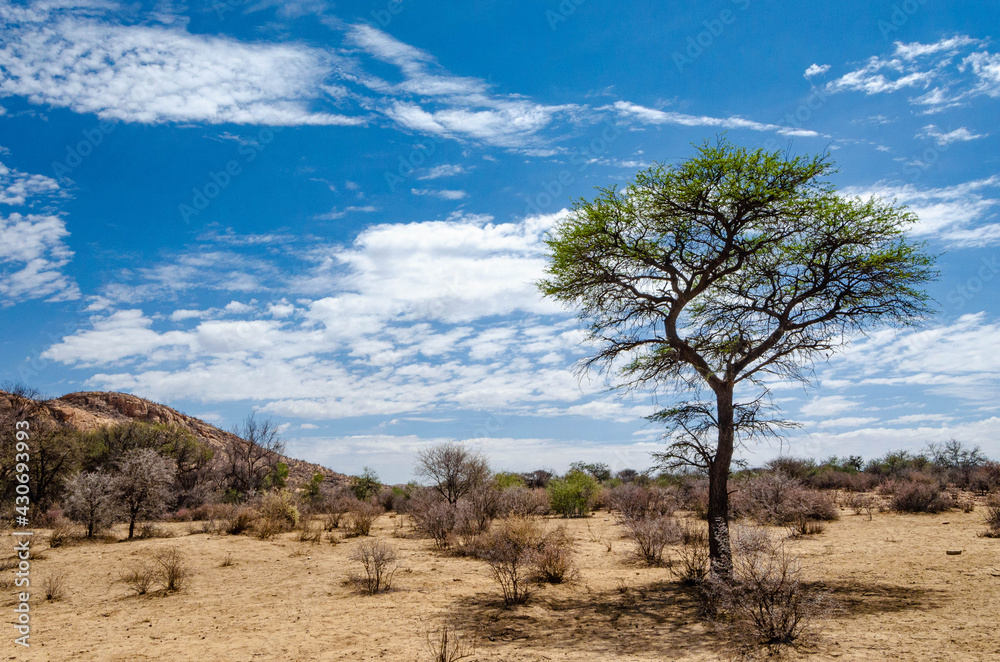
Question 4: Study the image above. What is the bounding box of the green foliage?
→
[303,471,324,502]
[350,466,381,501]
[569,461,612,483]
[493,472,526,490]
[263,462,289,490]
[547,470,600,517]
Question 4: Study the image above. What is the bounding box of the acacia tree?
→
[539,138,936,575]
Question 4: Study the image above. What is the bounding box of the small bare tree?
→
[114,449,176,539]
[218,413,286,500]
[64,471,119,537]
[415,442,490,505]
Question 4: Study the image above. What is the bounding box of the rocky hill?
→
[0,389,348,488]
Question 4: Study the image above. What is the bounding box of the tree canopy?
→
[539,137,937,573]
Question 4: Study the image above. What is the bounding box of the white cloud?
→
[0,212,79,304]
[800,395,860,418]
[418,164,466,180]
[411,188,467,200]
[827,36,1000,110]
[918,124,987,145]
[0,159,59,205]
[804,63,830,78]
[0,3,363,126]
[610,101,820,137]
[41,211,618,418]
[812,416,880,428]
[843,176,1000,246]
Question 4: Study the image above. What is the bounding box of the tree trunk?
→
[708,382,735,578]
[128,512,136,539]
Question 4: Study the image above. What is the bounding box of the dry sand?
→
[5,505,999,661]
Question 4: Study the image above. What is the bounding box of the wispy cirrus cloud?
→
[610,101,820,137]
[827,36,1000,112]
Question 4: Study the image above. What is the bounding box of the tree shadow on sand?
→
[444,578,949,659]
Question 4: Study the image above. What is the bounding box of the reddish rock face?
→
[0,390,348,488]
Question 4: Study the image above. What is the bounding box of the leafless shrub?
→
[225,507,256,535]
[154,548,190,592]
[732,472,839,525]
[345,501,383,537]
[64,471,119,537]
[623,514,681,566]
[48,519,77,548]
[981,496,1000,538]
[608,484,676,521]
[349,538,399,594]
[533,527,577,584]
[120,561,158,596]
[889,480,953,513]
[43,571,67,601]
[498,486,550,517]
[297,519,323,543]
[959,497,976,513]
[669,521,710,584]
[704,527,825,647]
[409,490,456,549]
[788,519,826,537]
[424,627,477,662]
[477,516,543,606]
[136,522,174,539]
[220,552,235,567]
[323,510,344,531]
[845,493,878,520]
[253,517,283,540]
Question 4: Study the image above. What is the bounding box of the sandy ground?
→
[3,505,999,662]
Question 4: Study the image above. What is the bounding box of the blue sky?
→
[1,0,998,483]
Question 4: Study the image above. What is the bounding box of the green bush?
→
[547,470,599,518]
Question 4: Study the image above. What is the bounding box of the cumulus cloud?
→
[0,212,79,304]
[803,63,830,78]
[0,159,60,206]
[0,2,363,126]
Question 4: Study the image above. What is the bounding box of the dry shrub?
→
[623,514,681,566]
[349,538,399,594]
[477,516,544,605]
[120,561,158,596]
[845,493,878,520]
[48,519,77,548]
[499,486,550,517]
[669,521,710,584]
[253,517,284,540]
[704,527,824,647]
[732,473,838,525]
[455,485,501,534]
[225,507,257,535]
[889,480,953,513]
[981,496,1000,538]
[220,552,235,567]
[257,490,300,529]
[424,627,477,662]
[136,522,174,539]
[154,548,190,592]
[533,527,577,584]
[43,571,67,601]
[345,501,383,537]
[409,491,456,548]
[608,484,676,521]
[323,510,344,531]
[297,519,323,543]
